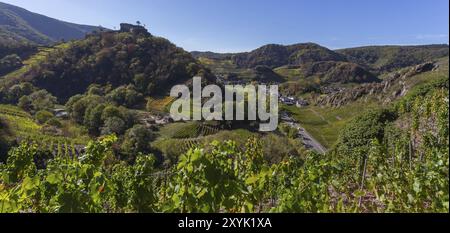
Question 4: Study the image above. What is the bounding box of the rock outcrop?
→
[316,62,439,107]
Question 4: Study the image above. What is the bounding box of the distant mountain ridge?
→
[192,44,449,74]
[338,44,449,73]
[0,2,102,45]
[230,43,347,69]
[191,43,448,95]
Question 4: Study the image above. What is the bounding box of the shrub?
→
[35,110,54,124]
[45,117,62,128]
[121,125,155,156]
[337,108,397,157]
[101,117,126,135]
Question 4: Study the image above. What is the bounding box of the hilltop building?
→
[119,23,151,35]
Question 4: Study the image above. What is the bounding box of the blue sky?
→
[2,0,449,52]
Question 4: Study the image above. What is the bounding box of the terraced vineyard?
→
[0,105,42,135]
[159,121,222,139]
[20,134,85,158]
[197,57,257,81]
[0,105,88,157]
[180,138,202,151]
[0,105,32,118]
[1,45,61,80]
[198,123,221,136]
[146,96,176,113]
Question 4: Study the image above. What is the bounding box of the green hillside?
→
[338,44,449,74]
[232,43,347,69]
[0,1,101,45]
[2,27,212,101]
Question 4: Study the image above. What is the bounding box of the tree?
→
[87,85,104,96]
[65,94,84,114]
[46,117,62,128]
[106,85,144,108]
[71,99,88,124]
[5,83,35,104]
[121,125,155,155]
[124,87,143,107]
[28,90,57,112]
[337,108,397,157]
[0,54,22,76]
[101,117,126,135]
[18,96,32,112]
[84,104,106,135]
[101,105,123,121]
[67,95,104,124]
[133,74,147,92]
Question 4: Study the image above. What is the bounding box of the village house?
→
[53,109,69,119]
[279,96,296,105]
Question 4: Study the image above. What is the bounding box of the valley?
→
[0,1,448,214]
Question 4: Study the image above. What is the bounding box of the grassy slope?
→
[273,66,304,80]
[284,101,379,148]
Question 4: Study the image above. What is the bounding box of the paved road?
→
[294,123,327,154]
[281,113,327,154]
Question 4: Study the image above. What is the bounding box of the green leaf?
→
[46,173,61,184]
[413,179,421,193]
[245,176,259,185]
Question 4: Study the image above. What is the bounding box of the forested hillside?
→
[1,25,213,101]
[338,44,449,74]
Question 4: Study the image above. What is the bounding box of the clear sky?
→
[2,0,449,52]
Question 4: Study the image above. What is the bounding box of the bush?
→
[18,96,32,111]
[101,105,123,121]
[1,82,35,104]
[28,90,57,112]
[337,108,397,157]
[279,123,298,139]
[121,125,155,156]
[35,110,54,124]
[106,85,144,108]
[45,117,62,128]
[67,95,104,124]
[101,117,126,135]
[84,104,106,135]
[0,54,22,76]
